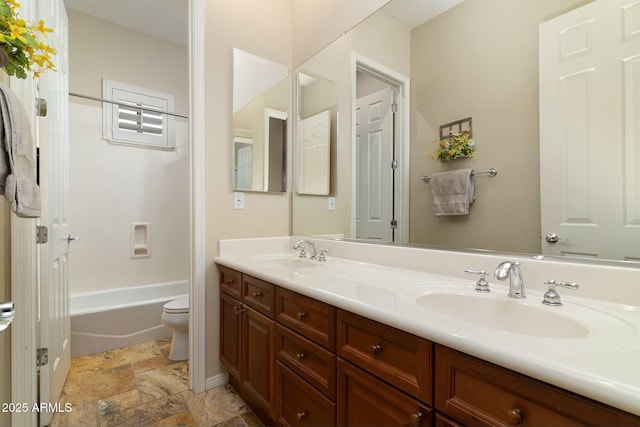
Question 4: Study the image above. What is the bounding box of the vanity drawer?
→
[276,287,336,351]
[337,309,433,404]
[276,324,336,400]
[275,361,336,427]
[435,345,639,427]
[242,275,275,319]
[219,266,242,299]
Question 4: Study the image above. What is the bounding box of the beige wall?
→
[292,10,411,237]
[204,0,293,379]
[204,0,395,379]
[409,0,588,253]
[292,0,390,67]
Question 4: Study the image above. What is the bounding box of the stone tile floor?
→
[51,338,263,427]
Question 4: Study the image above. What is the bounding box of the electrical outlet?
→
[233,192,245,209]
[328,196,336,211]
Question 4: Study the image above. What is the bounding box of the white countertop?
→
[215,237,640,416]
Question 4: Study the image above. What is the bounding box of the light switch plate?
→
[233,192,245,209]
[328,196,336,211]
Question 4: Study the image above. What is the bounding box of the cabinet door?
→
[337,359,432,427]
[275,361,336,427]
[243,307,276,415]
[435,345,638,427]
[220,292,242,379]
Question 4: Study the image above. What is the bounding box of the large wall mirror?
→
[292,0,640,266]
[233,48,288,192]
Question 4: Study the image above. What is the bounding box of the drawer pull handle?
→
[296,311,307,320]
[296,411,307,421]
[505,408,523,426]
[410,411,423,426]
[296,352,306,360]
[233,304,244,314]
[225,279,235,285]
[370,344,382,355]
[251,291,263,298]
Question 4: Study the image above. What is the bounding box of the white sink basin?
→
[415,292,588,339]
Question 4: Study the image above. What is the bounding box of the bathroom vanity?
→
[216,237,640,426]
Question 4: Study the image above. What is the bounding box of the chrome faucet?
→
[494,261,525,298]
[293,240,317,260]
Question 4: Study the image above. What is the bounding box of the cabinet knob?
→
[233,304,244,315]
[225,279,235,285]
[370,344,382,355]
[409,411,423,425]
[251,291,263,298]
[296,411,307,421]
[505,408,523,426]
[296,311,307,320]
[296,352,306,360]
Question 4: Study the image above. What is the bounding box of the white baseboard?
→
[206,372,229,390]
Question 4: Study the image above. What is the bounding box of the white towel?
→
[430,169,475,216]
[0,83,41,218]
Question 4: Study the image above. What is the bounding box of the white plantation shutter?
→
[103,80,175,149]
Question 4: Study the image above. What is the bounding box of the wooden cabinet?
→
[275,361,336,427]
[219,268,275,420]
[337,309,433,404]
[435,345,639,427]
[337,358,433,426]
[218,265,639,427]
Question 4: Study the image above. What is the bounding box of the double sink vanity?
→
[215,236,640,426]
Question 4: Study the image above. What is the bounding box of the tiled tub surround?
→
[216,236,640,416]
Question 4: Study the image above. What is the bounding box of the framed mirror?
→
[232,48,288,192]
[292,0,640,266]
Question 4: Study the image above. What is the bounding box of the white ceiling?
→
[62,0,188,46]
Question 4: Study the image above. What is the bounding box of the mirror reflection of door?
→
[233,137,253,191]
[356,87,394,241]
[299,110,330,194]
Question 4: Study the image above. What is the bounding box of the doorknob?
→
[545,233,568,243]
[67,235,80,244]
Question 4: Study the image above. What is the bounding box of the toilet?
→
[161,296,189,361]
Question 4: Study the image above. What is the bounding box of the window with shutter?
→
[102,79,176,150]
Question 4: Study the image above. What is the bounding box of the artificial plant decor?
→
[429,128,476,162]
[0,0,55,79]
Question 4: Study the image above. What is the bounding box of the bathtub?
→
[70,281,188,358]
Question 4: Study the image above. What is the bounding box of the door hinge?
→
[390,220,398,229]
[36,347,49,367]
[36,226,48,244]
[391,160,398,170]
[36,97,48,117]
[391,103,398,113]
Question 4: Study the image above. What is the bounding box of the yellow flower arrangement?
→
[428,129,476,162]
[0,0,55,79]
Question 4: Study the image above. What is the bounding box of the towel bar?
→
[421,167,497,183]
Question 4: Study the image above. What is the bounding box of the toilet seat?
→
[163,296,189,314]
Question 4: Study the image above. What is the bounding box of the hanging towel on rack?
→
[429,169,475,216]
[0,82,41,218]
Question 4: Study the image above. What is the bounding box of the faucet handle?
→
[464,269,490,293]
[318,249,329,262]
[542,280,579,306]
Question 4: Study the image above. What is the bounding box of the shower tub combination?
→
[70,281,188,358]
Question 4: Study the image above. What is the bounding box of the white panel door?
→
[299,109,330,194]
[37,0,70,424]
[355,87,393,241]
[540,0,640,261]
